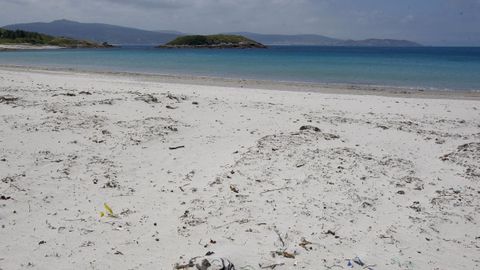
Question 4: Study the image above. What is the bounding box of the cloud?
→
[99,0,187,9]
[0,0,479,45]
[400,14,415,24]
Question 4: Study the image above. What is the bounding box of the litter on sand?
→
[175,257,235,270]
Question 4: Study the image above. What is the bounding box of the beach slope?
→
[0,67,479,269]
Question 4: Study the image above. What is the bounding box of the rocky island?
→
[0,28,112,50]
[158,34,267,49]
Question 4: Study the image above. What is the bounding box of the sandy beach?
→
[0,45,64,51]
[0,66,479,269]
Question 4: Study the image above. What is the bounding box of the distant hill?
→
[160,34,266,48]
[230,32,341,46]
[230,32,421,47]
[338,39,421,47]
[0,28,107,48]
[3,20,421,47]
[3,19,180,45]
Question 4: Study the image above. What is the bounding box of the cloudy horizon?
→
[1,0,479,46]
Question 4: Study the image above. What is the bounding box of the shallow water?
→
[1,46,480,90]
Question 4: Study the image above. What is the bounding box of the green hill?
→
[161,34,266,48]
[3,19,180,45]
[0,28,110,48]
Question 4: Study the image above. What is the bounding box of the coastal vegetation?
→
[0,28,110,48]
[160,34,267,48]
[3,19,178,45]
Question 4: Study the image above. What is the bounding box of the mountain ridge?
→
[228,32,341,46]
[3,19,178,45]
[230,32,421,47]
[3,20,422,47]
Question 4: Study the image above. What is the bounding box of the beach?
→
[0,66,479,269]
[0,45,64,51]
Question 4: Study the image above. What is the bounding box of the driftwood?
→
[260,186,291,194]
[259,263,285,269]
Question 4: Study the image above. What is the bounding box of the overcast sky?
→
[1,0,479,45]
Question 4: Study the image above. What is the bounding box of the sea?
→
[1,46,479,91]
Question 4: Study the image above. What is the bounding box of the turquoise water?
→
[1,46,480,90]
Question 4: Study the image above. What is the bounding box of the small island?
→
[158,34,267,49]
[0,28,112,50]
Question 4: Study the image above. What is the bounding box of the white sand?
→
[0,67,479,269]
[0,45,63,51]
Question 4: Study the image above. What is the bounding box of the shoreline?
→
[0,44,64,50]
[0,64,479,100]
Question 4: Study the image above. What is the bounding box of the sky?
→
[1,0,479,46]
